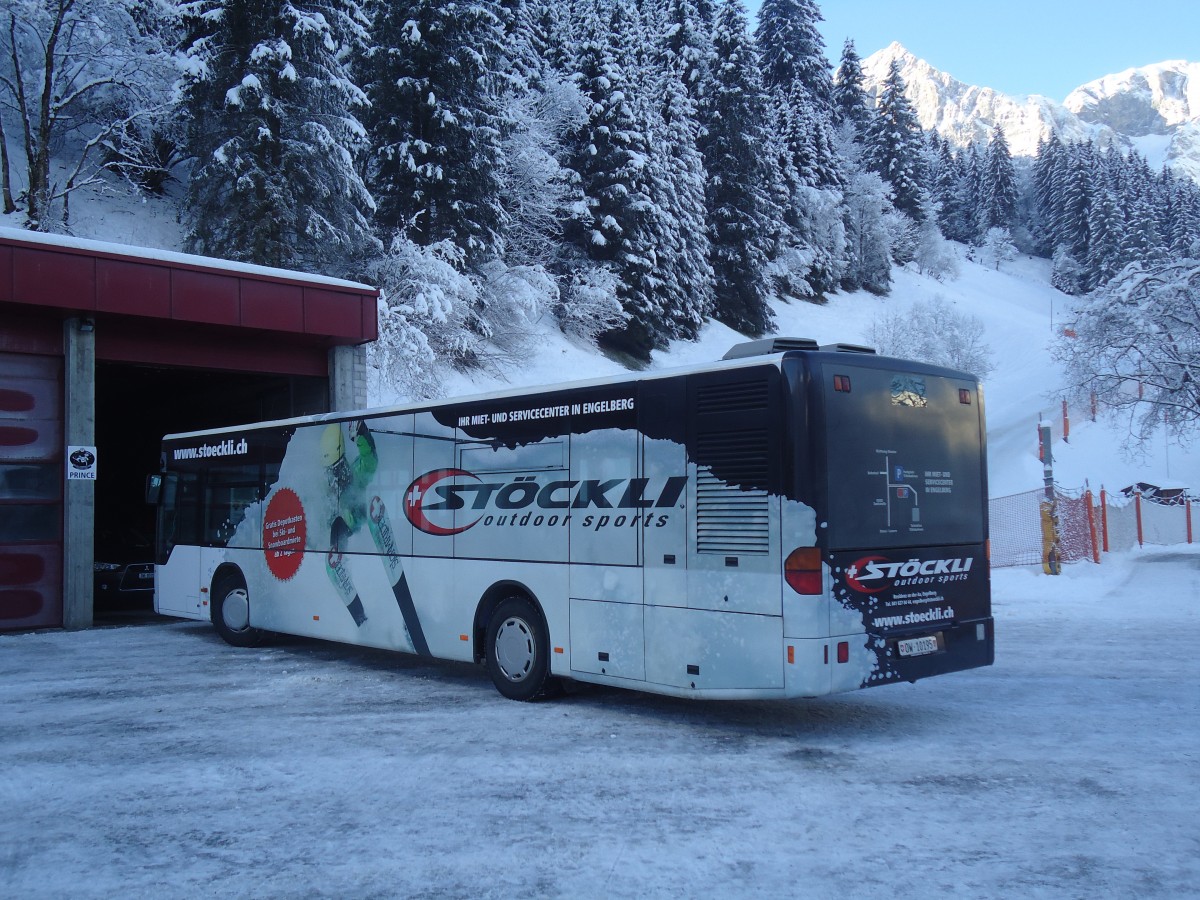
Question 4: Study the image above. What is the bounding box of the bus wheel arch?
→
[477,584,558,701]
[472,581,541,664]
[211,565,266,648]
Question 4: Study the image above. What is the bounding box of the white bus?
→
[150,338,993,701]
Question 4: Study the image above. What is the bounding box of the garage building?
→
[0,227,378,632]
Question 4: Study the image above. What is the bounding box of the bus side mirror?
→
[145,474,163,504]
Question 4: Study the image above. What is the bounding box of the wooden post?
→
[1135,492,1144,548]
[1085,490,1100,563]
[1187,500,1193,544]
[1100,488,1110,553]
[1062,399,1070,443]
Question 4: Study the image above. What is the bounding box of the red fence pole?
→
[1085,490,1100,563]
[1062,399,1070,443]
[1100,488,1110,553]
[1135,492,1144,548]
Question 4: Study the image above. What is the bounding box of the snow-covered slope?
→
[861,43,1200,181]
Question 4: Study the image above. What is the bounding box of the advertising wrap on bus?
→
[155,344,993,701]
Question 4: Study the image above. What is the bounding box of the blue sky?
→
[746,1,1200,101]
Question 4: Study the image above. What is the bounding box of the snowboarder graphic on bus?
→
[320,420,430,655]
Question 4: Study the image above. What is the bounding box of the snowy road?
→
[2,548,1198,899]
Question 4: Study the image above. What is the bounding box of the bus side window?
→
[203,463,261,546]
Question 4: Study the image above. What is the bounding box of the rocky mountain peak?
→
[858,44,1200,182]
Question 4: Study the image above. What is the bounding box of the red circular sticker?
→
[263,488,306,580]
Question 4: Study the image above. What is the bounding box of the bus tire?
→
[211,572,266,648]
[485,595,556,701]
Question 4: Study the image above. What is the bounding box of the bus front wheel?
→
[484,596,556,701]
[211,573,266,648]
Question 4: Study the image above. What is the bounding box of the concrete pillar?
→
[329,343,367,412]
[62,316,95,629]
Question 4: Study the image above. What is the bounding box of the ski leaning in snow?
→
[149,338,994,701]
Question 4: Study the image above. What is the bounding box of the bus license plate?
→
[898,635,939,657]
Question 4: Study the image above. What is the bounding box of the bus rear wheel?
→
[211,573,266,648]
[485,596,556,701]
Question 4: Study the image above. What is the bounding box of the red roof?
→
[0,229,378,345]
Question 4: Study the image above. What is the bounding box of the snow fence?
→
[988,486,1195,568]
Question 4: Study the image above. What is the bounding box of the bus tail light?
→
[784,547,822,594]
[837,641,849,664]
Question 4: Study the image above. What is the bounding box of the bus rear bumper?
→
[861,615,995,691]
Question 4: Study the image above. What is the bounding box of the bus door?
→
[154,470,203,618]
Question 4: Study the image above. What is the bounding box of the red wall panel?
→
[97,259,171,318]
[172,269,240,324]
[242,279,305,332]
[13,247,95,311]
[304,289,366,339]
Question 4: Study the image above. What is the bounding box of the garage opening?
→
[93,362,328,619]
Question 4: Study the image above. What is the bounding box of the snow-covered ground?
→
[1,545,1197,897]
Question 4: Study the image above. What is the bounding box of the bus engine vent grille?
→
[696,472,768,556]
[696,380,769,414]
[696,468,770,555]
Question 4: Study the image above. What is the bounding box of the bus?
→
[150,338,993,701]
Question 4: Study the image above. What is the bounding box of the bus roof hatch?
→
[819,343,876,354]
[722,337,819,359]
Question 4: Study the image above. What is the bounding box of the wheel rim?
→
[494,615,535,682]
[222,588,250,632]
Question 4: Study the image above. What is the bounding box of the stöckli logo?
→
[845,555,975,593]
[404,468,687,536]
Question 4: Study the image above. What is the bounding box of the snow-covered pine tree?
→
[832,38,870,140]
[1118,191,1163,270]
[863,59,927,223]
[1164,172,1200,256]
[646,13,716,339]
[930,138,971,244]
[697,0,779,336]
[753,0,832,113]
[360,0,507,267]
[182,0,375,274]
[980,126,1017,231]
[1057,141,1095,264]
[563,0,671,360]
[662,0,715,105]
[1084,168,1125,290]
[1031,133,1065,256]
[770,90,846,296]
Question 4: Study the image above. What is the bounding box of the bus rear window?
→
[821,364,984,551]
